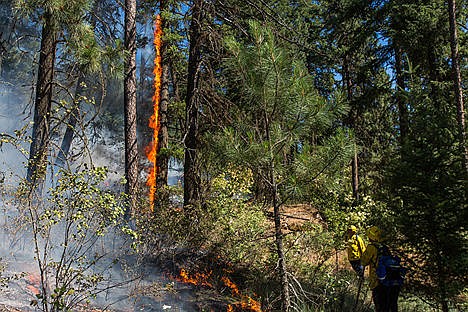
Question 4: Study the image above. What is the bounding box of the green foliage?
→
[150,167,267,266]
[14,0,92,23]
[215,20,351,205]
[205,167,267,263]
[321,193,387,240]
[67,23,103,73]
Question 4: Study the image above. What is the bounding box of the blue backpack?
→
[375,244,406,287]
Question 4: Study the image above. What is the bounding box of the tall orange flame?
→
[145,14,163,212]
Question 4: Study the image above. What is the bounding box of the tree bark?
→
[156,0,170,192]
[343,54,359,200]
[264,104,290,311]
[183,0,203,207]
[26,12,57,190]
[55,73,85,168]
[272,182,290,311]
[124,0,139,217]
[447,0,468,175]
[394,43,409,146]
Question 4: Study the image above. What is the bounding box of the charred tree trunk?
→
[124,0,139,217]
[138,52,150,148]
[394,43,409,147]
[447,0,468,175]
[156,0,170,192]
[343,54,359,200]
[26,12,57,190]
[183,0,203,207]
[55,74,85,168]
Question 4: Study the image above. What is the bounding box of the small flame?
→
[222,276,262,312]
[145,14,163,212]
[177,268,213,288]
[176,268,262,311]
[222,276,240,296]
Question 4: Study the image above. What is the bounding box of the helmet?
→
[348,225,357,232]
[366,226,382,242]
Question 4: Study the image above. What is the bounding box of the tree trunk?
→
[55,73,85,168]
[394,43,409,146]
[183,0,203,207]
[343,54,359,200]
[273,186,290,311]
[351,147,359,200]
[0,0,12,76]
[447,0,468,175]
[124,0,139,217]
[156,0,170,192]
[138,52,150,148]
[26,12,57,190]
[264,106,290,311]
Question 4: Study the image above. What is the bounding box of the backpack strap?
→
[379,244,390,257]
[369,242,382,267]
[355,234,363,256]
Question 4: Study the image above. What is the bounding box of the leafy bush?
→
[14,167,132,312]
[149,167,267,265]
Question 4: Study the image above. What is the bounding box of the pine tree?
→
[215,21,351,311]
[156,0,170,195]
[26,9,57,189]
[124,0,139,216]
[183,0,203,207]
[14,0,94,191]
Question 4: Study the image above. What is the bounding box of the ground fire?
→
[176,268,262,311]
[177,268,214,288]
[26,273,41,296]
[145,14,163,212]
[223,276,262,312]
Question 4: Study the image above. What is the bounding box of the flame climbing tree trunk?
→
[447,0,468,175]
[124,0,139,216]
[156,0,170,194]
[26,11,57,190]
[183,0,203,207]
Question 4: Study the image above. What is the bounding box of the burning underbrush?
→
[131,167,348,311]
[162,252,264,311]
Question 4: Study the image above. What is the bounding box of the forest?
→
[0,0,467,311]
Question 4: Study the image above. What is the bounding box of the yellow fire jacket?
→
[360,243,379,289]
[347,234,366,261]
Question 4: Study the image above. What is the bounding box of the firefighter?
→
[345,225,366,277]
[361,225,401,312]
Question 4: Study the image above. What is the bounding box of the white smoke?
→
[0,84,195,312]
[0,83,31,182]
